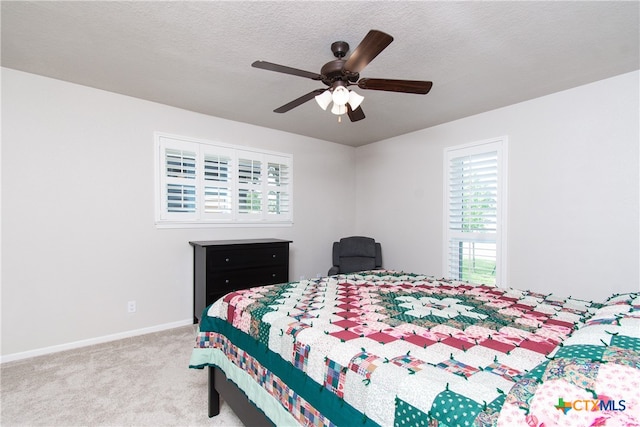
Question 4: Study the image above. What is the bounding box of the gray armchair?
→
[328,236,382,275]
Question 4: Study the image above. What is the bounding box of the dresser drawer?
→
[207,244,288,270]
[206,266,288,307]
[209,265,288,293]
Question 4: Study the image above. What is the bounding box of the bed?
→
[189,270,640,426]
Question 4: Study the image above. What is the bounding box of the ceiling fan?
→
[251,30,433,122]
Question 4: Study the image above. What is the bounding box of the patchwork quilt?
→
[189,271,640,426]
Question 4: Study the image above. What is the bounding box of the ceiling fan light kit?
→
[252,29,433,123]
[314,85,365,116]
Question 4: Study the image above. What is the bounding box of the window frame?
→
[443,136,508,286]
[154,132,293,228]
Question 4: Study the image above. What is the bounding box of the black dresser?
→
[189,238,292,322]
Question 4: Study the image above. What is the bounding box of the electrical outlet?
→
[127,300,136,313]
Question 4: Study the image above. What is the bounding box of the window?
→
[444,137,507,286]
[155,133,292,227]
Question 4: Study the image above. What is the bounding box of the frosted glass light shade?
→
[314,90,332,110]
[331,103,347,115]
[331,86,350,106]
[347,90,364,110]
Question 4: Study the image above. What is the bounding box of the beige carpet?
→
[0,325,243,426]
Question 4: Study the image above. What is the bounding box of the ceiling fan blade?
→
[347,104,365,122]
[273,89,326,113]
[357,78,433,94]
[343,30,393,74]
[252,61,322,80]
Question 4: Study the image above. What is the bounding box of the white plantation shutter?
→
[202,149,233,219]
[444,138,507,286]
[266,157,291,220]
[160,139,199,220]
[155,133,293,226]
[235,152,293,221]
[237,154,262,216]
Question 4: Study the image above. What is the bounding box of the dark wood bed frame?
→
[208,366,274,426]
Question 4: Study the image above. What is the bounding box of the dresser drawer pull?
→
[272,254,276,258]
[272,273,276,277]
[225,279,230,284]
[225,258,230,262]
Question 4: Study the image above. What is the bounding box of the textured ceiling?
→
[2,1,638,147]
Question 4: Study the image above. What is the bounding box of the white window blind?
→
[444,138,507,286]
[155,133,293,227]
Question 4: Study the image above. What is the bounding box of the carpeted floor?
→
[0,325,243,426]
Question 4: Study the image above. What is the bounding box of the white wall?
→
[1,68,356,358]
[2,68,638,360]
[356,71,639,302]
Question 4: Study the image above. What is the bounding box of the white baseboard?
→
[0,319,194,364]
